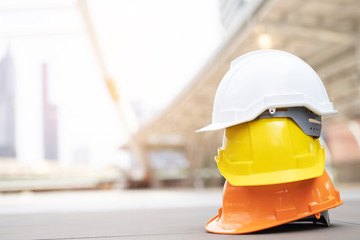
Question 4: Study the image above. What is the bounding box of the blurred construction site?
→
[1,0,360,193]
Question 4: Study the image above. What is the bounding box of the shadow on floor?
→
[254,222,341,235]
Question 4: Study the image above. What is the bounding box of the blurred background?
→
[0,0,360,196]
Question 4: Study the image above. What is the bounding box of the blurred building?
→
[0,50,16,158]
[218,0,246,29]
[42,64,58,161]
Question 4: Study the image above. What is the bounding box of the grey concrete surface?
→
[0,189,359,240]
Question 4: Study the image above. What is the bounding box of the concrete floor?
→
[0,187,359,240]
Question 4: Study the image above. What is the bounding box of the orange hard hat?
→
[206,170,343,234]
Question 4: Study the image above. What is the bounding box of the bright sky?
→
[89,0,224,113]
[0,0,225,167]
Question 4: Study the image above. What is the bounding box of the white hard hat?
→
[197,50,337,132]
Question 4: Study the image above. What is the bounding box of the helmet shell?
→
[197,50,336,132]
[215,117,325,186]
[206,170,343,234]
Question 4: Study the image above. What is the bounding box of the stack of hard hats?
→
[197,50,343,234]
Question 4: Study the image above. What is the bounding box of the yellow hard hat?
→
[215,117,325,186]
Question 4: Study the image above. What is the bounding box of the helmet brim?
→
[195,122,234,132]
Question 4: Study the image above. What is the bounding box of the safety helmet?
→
[215,113,325,186]
[196,50,336,132]
[206,171,343,234]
